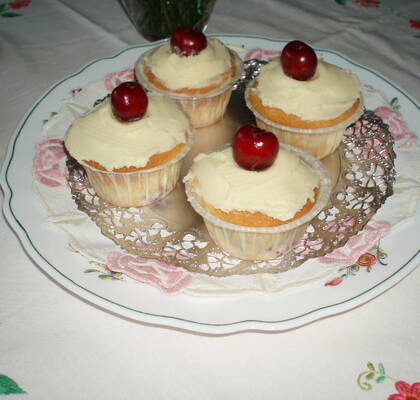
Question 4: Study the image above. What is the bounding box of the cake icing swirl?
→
[254,58,361,121]
[184,147,319,220]
[141,38,231,90]
[65,93,189,171]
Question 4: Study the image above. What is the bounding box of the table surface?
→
[0,0,419,399]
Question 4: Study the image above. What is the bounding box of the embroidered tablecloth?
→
[0,0,419,399]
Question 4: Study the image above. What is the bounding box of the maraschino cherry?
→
[170,27,207,57]
[280,40,317,81]
[111,81,148,122]
[233,124,279,171]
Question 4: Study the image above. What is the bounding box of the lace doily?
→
[67,61,396,277]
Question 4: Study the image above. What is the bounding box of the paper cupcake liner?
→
[245,85,363,159]
[80,131,194,207]
[136,49,244,128]
[184,143,332,261]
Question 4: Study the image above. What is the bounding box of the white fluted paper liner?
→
[34,72,420,296]
[184,143,331,261]
[136,49,244,128]
[245,85,363,159]
[80,131,193,207]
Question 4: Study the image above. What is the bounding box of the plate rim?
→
[1,34,419,334]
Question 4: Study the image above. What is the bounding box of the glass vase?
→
[120,0,217,41]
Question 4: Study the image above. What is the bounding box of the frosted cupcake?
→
[65,82,193,207]
[135,27,243,128]
[184,125,331,260]
[246,40,362,159]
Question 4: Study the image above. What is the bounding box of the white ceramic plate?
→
[1,35,419,334]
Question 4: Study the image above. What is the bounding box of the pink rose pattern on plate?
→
[319,220,390,266]
[105,251,193,294]
[104,66,135,92]
[374,105,417,149]
[32,139,68,188]
[244,48,280,61]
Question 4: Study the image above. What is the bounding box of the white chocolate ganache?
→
[184,147,320,221]
[65,93,189,171]
[254,59,361,121]
[140,38,232,90]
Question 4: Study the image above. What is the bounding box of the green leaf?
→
[376,375,386,384]
[0,375,25,395]
[335,0,346,5]
[378,363,385,374]
[367,362,375,371]
[98,274,118,280]
[0,11,21,17]
[366,372,375,380]
[84,268,100,273]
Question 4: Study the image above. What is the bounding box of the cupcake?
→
[183,125,331,260]
[65,82,193,207]
[135,27,243,128]
[246,40,362,159]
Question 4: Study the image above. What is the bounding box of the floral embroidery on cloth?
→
[0,0,30,17]
[355,0,380,8]
[0,375,25,395]
[409,20,420,30]
[357,362,420,399]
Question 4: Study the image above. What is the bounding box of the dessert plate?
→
[1,35,419,334]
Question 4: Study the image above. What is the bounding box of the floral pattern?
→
[389,381,420,400]
[244,48,280,61]
[357,362,420,400]
[0,0,30,17]
[319,221,390,267]
[374,105,417,149]
[104,66,135,92]
[324,244,387,286]
[32,139,68,188]
[8,0,29,9]
[355,0,380,8]
[409,20,420,30]
[105,251,193,294]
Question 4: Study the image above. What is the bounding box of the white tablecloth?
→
[0,0,419,398]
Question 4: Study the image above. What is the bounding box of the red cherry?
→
[111,81,148,122]
[233,125,279,171]
[280,40,317,81]
[170,27,207,57]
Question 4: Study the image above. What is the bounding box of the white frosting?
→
[184,147,320,220]
[143,38,231,90]
[65,93,189,170]
[255,58,361,121]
